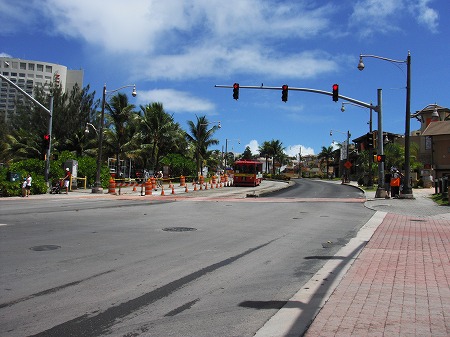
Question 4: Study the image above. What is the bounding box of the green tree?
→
[318,146,334,178]
[185,116,219,176]
[241,146,253,160]
[102,93,136,175]
[268,139,286,175]
[258,141,272,173]
[134,102,186,172]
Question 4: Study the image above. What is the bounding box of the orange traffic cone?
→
[171,185,175,194]
[194,183,197,191]
[133,185,137,192]
[161,186,165,196]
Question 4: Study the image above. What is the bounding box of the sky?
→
[1,0,449,158]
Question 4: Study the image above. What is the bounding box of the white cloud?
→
[0,52,12,58]
[411,0,439,32]
[136,47,339,81]
[246,141,315,157]
[350,0,404,37]
[350,0,439,36]
[246,140,260,155]
[285,144,315,157]
[136,89,216,114]
[4,1,338,81]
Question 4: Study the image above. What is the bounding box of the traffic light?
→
[233,83,239,100]
[281,84,288,102]
[375,154,385,163]
[332,84,339,102]
[367,132,374,148]
[43,134,50,150]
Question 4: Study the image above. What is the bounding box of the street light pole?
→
[375,88,385,198]
[403,52,412,196]
[92,84,107,193]
[358,51,413,198]
[92,83,136,193]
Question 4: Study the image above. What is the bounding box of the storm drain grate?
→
[30,245,61,251]
[162,227,197,232]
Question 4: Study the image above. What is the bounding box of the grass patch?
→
[431,194,449,206]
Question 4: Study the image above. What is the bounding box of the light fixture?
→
[357,56,365,71]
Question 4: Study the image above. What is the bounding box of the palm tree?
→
[258,141,272,173]
[269,139,286,175]
[103,93,136,176]
[134,102,185,172]
[185,115,219,176]
[318,146,334,178]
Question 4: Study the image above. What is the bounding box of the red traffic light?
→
[332,84,339,102]
[281,84,288,102]
[233,83,239,100]
[43,134,50,150]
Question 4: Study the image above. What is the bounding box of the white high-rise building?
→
[0,57,84,122]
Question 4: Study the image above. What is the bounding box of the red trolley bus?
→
[233,160,263,186]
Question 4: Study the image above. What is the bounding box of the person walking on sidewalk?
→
[390,168,403,198]
[21,178,27,197]
[63,168,71,194]
[25,173,32,197]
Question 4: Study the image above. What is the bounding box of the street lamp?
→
[92,83,137,193]
[358,51,413,198]
[330,129,351,182]
[201,121,221,128]
[84,122,99,135]
[224,138,240,169]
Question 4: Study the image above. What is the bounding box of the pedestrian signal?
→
[375,154,385,163]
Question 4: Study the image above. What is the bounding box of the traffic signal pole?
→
[0,73,54,184]
[215,83,386,197]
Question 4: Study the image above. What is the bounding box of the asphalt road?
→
[0,179,374,337]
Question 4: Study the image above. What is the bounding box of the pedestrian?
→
[63,168,71,194]
[390,169,402,198]
[384,171,392,198]
[25,173,32,197]
[21,178,27,197]
[156,170,163,188]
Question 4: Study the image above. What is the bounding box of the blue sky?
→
[1,0,448,157]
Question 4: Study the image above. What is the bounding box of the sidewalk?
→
[0,179,292,201]
[305,186,450,337]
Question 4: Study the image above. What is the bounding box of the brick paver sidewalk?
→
[304,213,450,336]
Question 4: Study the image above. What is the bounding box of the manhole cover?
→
[162,227,197,232]
[30,245,61,251]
